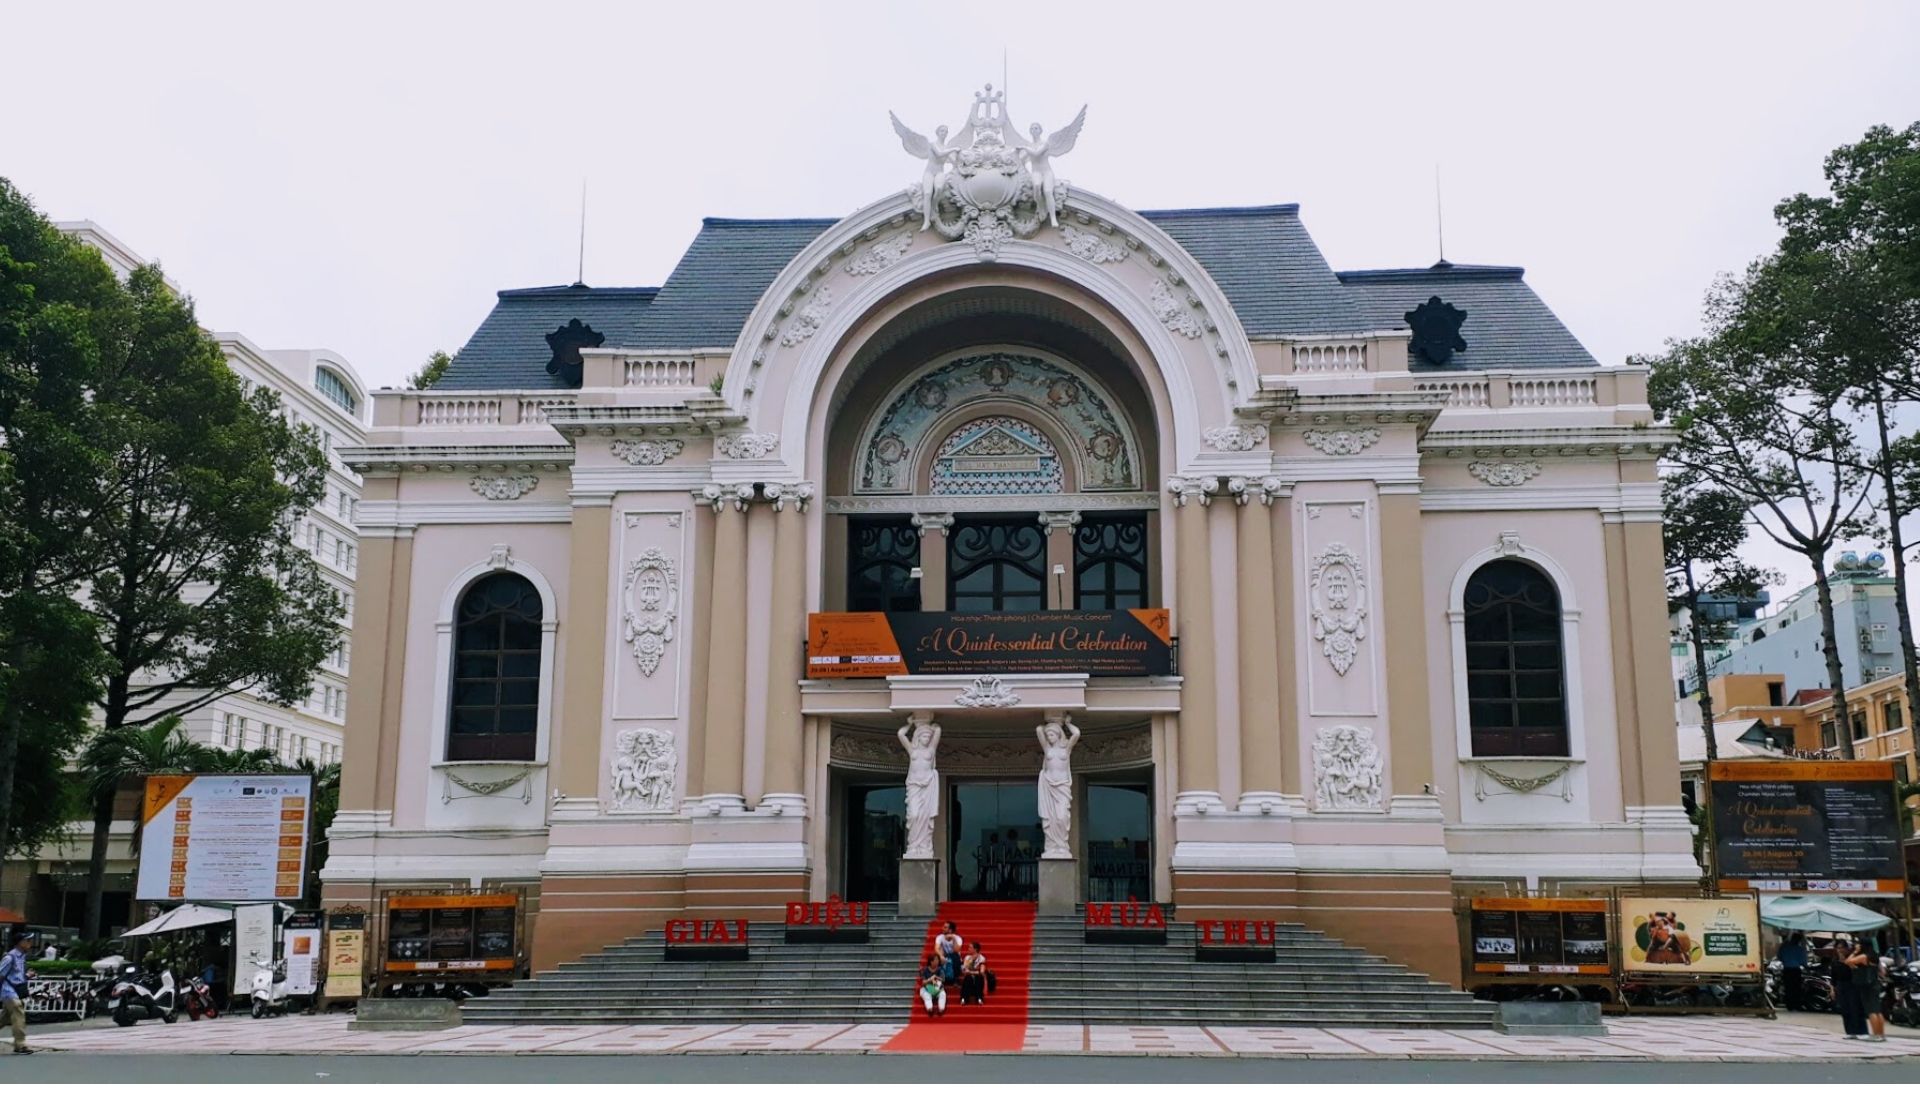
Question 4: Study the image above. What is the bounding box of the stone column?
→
[1270,483,1299,795]
[340,527,412,819]
[1378,491,1435,800]
[760,482,814,813]
[1168,477,1222,813]
[697,483,754,813]
[555,499,613,813]
[1232,478,1285,809]
[911,512,952,611]
[1621,517,1685,808]
[1040,511,1081,610]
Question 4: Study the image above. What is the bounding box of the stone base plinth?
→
[1038,856,1077,915]
[900,858,939,916]
[349,999,462,1031]
[1496,1001,1607,1036]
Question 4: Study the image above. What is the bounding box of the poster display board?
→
[283,912,322,997]
[322,912,366,999]
[1707,760,1904,894]
[383,893,520,976]
[806,609,1173,678]
[1468,898,1611,976]
[1618,896,1763,975]
[233,903,275,997]
[135,774,312,902]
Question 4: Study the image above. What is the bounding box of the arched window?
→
[448,573,543,761]
[948,517,1046,611]
[1462,560,1568,757]
[315,366,358,415]
[847,517,921,612]
[1074,512,1148,610]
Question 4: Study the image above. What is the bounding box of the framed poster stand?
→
[1456,893,1619,1010]
[375,887,528,997]
[1614,888,1772,1018]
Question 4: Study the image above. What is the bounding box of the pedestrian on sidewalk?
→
[2,930,35,1055]
[1777,932,1808,1011]
[1833,936,1868,1039]
[1846,937,1887,1043]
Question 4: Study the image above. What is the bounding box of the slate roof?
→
[1338,262,1599,372]
[430,208,1594,389]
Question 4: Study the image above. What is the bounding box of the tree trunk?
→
[1872,394,1920,742]
[81,792,114,941]
[1810,565,1857,757]
[1686,564,1718,761]
[0,643,20,858]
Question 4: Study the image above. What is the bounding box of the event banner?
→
[1468,898,1611,975]
[323,911,366,999]
[383,893,520,974]
[1618,897,1763,975]
[806,609,1173,678]
[283,912,322,997]
[135,774,312,902]
[1707,759,1904,894]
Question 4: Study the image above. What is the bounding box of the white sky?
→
[5,0,1919,616]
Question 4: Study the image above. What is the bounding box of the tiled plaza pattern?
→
[33,1015,1920,1060]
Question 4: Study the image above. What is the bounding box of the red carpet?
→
[881,901,1035,1052]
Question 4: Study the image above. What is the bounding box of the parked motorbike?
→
[109,963,178,1027]
[181,974,221,1021]
[250,960,290,1018]
[1884,959,1920,1028]
[1764,959,1836,1013]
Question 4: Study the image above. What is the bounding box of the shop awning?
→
[1760,895,1893,933]
[121,904,233,938]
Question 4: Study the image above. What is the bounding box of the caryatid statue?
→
[898,714,942,859]
[1035,714,1082,858]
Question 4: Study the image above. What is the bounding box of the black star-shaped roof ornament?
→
[1405,296,1467,367]
[544,318,605,388]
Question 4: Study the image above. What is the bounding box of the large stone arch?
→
[716,189,1262,480]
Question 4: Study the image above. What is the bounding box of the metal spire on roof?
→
[1434,164,1449,268]
[575,178,588,288]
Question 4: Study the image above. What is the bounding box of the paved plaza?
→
[29,1013,1920,1062]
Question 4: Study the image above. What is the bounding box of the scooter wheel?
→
[164,1011,177,1024]
[252,1002,265,1019]
[114,1008,135,1027]
[188,1006,201,1021]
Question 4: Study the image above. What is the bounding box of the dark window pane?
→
[1074,514,1149,610]
[501,652,540,678]
[497,707,538,735]
[1463,561,1567,757]
[1465,644,1511,671]
[452,707,494,735]
[846,518,921,612]
[453,681,497,708]
[498,679,539,706]
[447,573,543,762]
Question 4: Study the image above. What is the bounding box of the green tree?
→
[407,348,455,389]
[0,179,120,855]
[1663,470,1780,759]
[77,716,211,936]
[74,267,342,937]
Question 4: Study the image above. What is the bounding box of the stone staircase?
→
[464,903,1496,1028]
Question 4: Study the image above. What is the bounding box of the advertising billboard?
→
[1618,897,1763,975]
[135,774,313,902]
[1468,898,1611,976]
[383,893,520,975]
[806,609,1173,679]
[1707,760,1905,894]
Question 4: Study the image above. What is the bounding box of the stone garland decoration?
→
[846,231,914,276]
[1202,423,1270,452]
[469,474,538,501]
[1302,428,1381,456]
[715,433,780,461]
[1468,460,1543,486]
[955,675,1022,708]
[1312,725,1384,811]
[1309,541,1368,676]
[1149,276,1204,339]
[1473,760,1575,802]
[609,727,678,813]
[610,438,686,466]
[780,286,834,347]
[1060,225,1130,264]
[442,767,535,804]
[621,546,678,677]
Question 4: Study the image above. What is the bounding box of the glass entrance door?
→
[844,785,905,902]
[949,781,1041,901]
[1084,783,1152,902]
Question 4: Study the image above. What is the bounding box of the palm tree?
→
[78,716,212,939]
[289,757,341,907]
[200,746,280,773]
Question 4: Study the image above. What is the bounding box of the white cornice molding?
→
[825,491,1163,514]
[1420,482,1661,512]
[1272,454,1423,483]
[570,465,714,494]
[341,443,574,475]
[358,500,572,526]
[1419,425,1674,456]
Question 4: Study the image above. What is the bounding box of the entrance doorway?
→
[1084,783,1152,901]
[843,785,905,902]
[949,781,1040,901]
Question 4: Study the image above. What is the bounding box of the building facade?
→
[320,91,1695,984]
[1710,671,1915,783]
[1695,553,1901,698]
[0,224,366,933]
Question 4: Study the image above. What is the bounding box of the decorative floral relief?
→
[1473,760,1574,802]
[780,286,834,347]
[621,547,678,677]
[610,438,686,466]
[715,433,779,461]
[929,415,1064,495]
[1203,423,1269,452]
[469,474,538,501]
[1313,725,1384,811]
[1309,541,1368,677]
[1302,428,1380,456]
[1149,277,1204,339]
[610,727,677,812]
[846,231,914,276]
[955,675,1022,708]
[1468,460,1542,486]
[1060,225,1130,264]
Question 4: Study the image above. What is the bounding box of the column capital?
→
[695,483,756,512]
[764,482,816,512]
[1227,476,1290,506]
[1037,510,1081,532]
[910,512,955,533]
[1166,476,1219,507]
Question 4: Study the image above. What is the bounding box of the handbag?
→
[986,969,997,994]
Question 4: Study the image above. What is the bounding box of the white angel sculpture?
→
[889,113,968,231]
[1008,105,1087,228]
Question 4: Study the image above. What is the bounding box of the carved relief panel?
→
[1299,499,1380,720]
[614,510,690,722]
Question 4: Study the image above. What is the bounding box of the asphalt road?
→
[6,1054,1918,1083]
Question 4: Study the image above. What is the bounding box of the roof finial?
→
[575,177,588,287]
